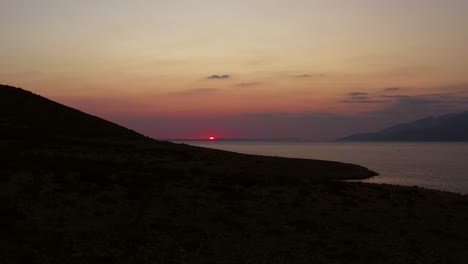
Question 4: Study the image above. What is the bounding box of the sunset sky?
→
[1,0,467,140]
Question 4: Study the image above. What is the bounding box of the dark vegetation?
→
[1,84,468,263]
[339,111,468,141]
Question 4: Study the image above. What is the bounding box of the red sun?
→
[209,136,215,141]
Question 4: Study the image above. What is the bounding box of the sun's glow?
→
[209,136,215,141]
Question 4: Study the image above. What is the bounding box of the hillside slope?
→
[0,84,145,141]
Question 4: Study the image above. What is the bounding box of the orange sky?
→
[1,0,467,139]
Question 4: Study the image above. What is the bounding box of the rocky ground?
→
[2,138,468,264]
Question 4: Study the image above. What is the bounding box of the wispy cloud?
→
[349,92,368,97]
[380,95,409,99]
[339,99,392,104]
[236,82,260,87]
[295,74,311,78]
[380,93,461,105]
[384,87,401,92]
[338,89,468,105]
[339,92,390,104]
[293,73,325,78]
[207,75,230,79]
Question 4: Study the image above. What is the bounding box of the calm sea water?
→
[179,141,468,194]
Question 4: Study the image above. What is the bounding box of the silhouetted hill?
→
[0,85,376,185]
[0,84,375,181]
[339,111,468,141]
[0,84,145,141]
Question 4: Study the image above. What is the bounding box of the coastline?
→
[182,141,468,194]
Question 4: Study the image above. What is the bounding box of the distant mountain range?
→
[339,111,468,142]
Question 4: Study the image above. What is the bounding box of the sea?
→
[177,141,468,195]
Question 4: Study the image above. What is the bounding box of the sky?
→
[1,0,467,140]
